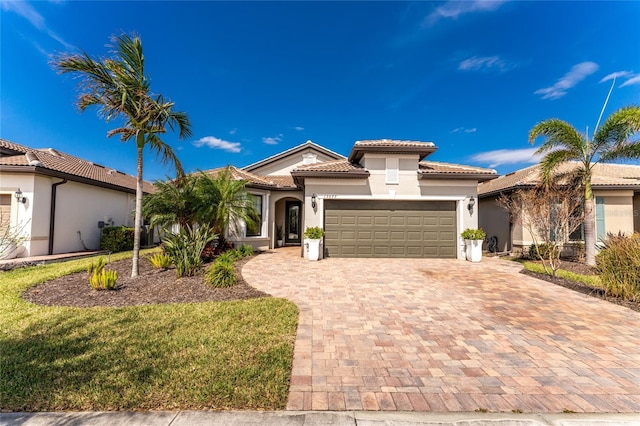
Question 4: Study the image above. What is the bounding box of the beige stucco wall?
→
[478,196,511,252]
[634,194,640,233]
[249,149,339,176]
[0,173,36,256]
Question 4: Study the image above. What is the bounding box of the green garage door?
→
[324,200,457,258]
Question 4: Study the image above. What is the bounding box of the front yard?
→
[0,251,299,411]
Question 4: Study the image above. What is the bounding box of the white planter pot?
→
[307,238,321,261]
[276,239,283,247]
[465,239,483,262]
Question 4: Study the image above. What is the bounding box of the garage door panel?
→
[325,200,456,258]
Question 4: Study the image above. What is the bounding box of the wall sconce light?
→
[311,194,317,209]
[467,196,475,214]
[14,188,27,204]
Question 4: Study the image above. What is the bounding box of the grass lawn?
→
[0,250,298,411]
[520,261,601,287]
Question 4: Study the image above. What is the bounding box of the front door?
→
[285,201,301,244]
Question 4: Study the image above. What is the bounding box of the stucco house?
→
[208,139,497,259]
[0,138,153,258]
[478,162,640,254]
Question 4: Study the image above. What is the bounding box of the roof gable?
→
[348,139,437,163]
[242,140,345,175]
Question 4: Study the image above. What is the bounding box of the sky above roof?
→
[2,1,639,181]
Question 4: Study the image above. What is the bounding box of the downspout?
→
[48,178,68,255]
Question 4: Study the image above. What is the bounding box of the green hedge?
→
[100,226,135,253]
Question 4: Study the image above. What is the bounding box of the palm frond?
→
[529,119,586,157]
[594,106,640,161]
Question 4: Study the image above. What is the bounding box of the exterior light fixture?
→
[467,196,475,214]
[311,194,317,209]
[14,188,26,204]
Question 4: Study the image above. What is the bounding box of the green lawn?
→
[0,250,298,411]
[517,260,601,287]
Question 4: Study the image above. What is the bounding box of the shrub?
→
[528,243,559,261]
[205,256,237,288]
[149,252,172,269]
[596,233,640,301]
[87,257,118,290]
[217,250,241,263]
[162,226,216,277]
[238,244,254,257]
[303,226,325,239]
[200,242,219,262]
[461,228,486,240]
[100,226,134,252]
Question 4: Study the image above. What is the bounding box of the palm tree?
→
[529,105,640,266]
[142,175,201,231]
[195,168,259,241]
[53,33,191,277]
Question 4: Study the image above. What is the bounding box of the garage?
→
[323,200,457,258]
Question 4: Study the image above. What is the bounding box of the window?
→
[246,194,262,237]
[386,157,399,184]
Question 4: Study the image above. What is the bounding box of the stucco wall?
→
[51,179,135,254]
[478,196,511,252]
[634,194,640,233]
[249,149,339,176]
[594,190,635,237]
[0,173,36,256]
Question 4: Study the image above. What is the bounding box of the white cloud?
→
[458,56,512,72]
[423,0,509,26]
[229,128,237,135]
[1,0,74,50]
[599,71,633,83]
[262,134,283,145]
[294,126,304,131]
[534,61,599,100]
[620,74,640,87]
[450,127,477,134]
[469,148,541,168]
[193,136,242,153]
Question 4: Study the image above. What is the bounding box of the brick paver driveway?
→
[242,248,640,413]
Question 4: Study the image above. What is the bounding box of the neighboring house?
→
[0,138,154,258]
[206,139,497,259]
[478,162,640,254]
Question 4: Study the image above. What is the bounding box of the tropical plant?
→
[148,252,172,269]
[87,257,118,290]
[596,232,640,301]
[142,175,201,231]
[194,168,259,241]
[529,105,640,266]
[303,226,325,239]
[100,226,134,252]
[238,244,255,257]
[53,33,192,278]
[205,255,237,288]
[460,228,486,240]
[162,225,216,277]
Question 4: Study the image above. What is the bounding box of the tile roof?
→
[242,140,345,173]
[478,161,640,196]
[349,139,437,162]
[293,159,367,173]
[354,139,436,148]
[0,138,154,193]
[419,161,497,181]
[202,166,298,189]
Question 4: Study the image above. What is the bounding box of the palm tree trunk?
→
[131,144,144,278]
[584,183,596,266]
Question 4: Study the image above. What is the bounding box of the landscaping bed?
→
[23,255,267,308]
[518,259,640,312]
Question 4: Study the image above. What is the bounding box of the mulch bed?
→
[521,261,640,313]
[23,255,270,308]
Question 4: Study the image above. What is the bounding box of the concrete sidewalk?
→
[1,411,638,426]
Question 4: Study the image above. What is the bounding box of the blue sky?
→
[2,1,639,181]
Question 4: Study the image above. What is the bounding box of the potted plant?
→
[461,228,486,262]
[303,226,325,261]
[276,224,284,247]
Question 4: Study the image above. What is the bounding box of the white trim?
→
[457,199,465,260]
[317,194,465,201]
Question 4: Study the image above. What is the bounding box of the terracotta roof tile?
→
[355,139,435,148]
[478,161,640,196]
[293,159,366,173]
[0,138,153,193]
[202,167,298,189]
[419,161,497,175]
